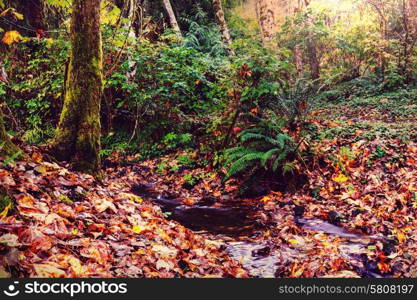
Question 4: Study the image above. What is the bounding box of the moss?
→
[0,187,13,215]
[0,108,21,159]
[50,0,103,176]
[57,194,73,204]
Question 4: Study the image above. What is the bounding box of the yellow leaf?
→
[260,196,271,203]
[141,211,151,218]
[0,8,23,20]
[13,12,23,20]
[0,203,12,220]
[67,256,84,276]
[396,231,406,243]
[2,30,22,45]
[333,173,349,183]
[132,225,143,234]
[120,192,142,203]
[327,121,339,128]
[288,239,299,244]
[34,264,65,278]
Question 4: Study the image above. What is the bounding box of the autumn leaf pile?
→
[0,146,247,278]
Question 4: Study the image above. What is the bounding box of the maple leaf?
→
[2,30,22,45]
[0,233,20,247]
[33,264,66,278]
[333,173,349,183]
[132,225,143,234]
[260,196,271,203]
[377,262,390,274]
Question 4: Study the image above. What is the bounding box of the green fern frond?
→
[272,151,288,172]
[223,148,257,166]
[226,152,263,179]
[260,148,280,166]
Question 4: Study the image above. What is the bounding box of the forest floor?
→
[1,91,417,278]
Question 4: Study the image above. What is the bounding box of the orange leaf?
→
[2,30,22,45]
[377,262,390,274]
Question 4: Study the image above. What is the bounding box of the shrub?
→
[223,118,295,180]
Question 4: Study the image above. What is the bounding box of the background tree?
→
[256,0,277,44]
[50,0,103,175]
[212,0,235,55]
[11,0,46,36]
[162,0,182,37]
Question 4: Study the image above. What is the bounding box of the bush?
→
[106,37,230,151]
[223,116,295,180]
[2,37,68,142]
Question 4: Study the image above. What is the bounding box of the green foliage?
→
[223,121,294,180]
[107,37,230,151]
[181,10,229,56]
[162,133,193,151]
[183,173,197,186]
[176,154,195,167]
[0,187,13,214]
[2,38,68,142]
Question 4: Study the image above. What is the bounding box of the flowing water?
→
[224,218,385,278]
[150,193,385,277]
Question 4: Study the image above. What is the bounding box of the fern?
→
[223,147,257,166]
[226,152,264,179]
[272,151,288,172]
[223,123,295,180]
[261,148,280,167]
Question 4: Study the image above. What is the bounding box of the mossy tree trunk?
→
[212,0,235,56]
[50,0,103,175]
[0,106,20,158]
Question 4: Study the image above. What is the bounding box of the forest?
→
[0,0,417,279]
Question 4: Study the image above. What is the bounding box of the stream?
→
[224,218,386,278]
[133,186,388,278]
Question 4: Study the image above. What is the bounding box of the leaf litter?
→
[1,103,417,278]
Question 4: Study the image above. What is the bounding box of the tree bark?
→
[50,0,103,175]
[162,0,182,37]
[14,0,46,35]
[293,46,303,75]
[212,0,235,55]
[409,0,417,38]
[0,106,20,158]
[306,39,319,80]
[26,0,45,30]
[256,0,277,44]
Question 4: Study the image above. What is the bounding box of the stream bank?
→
[132,185,391,278]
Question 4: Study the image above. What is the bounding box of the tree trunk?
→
[409,0,417,38]
[50,0,103,175]
[256,0,277,44]
[307,40,319,80]
[14,0,46,36]
[212,0,235,55]
[293,46,303,75]
[0,106,20,158]
[162,0,181,37]
[27,0,45,30]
